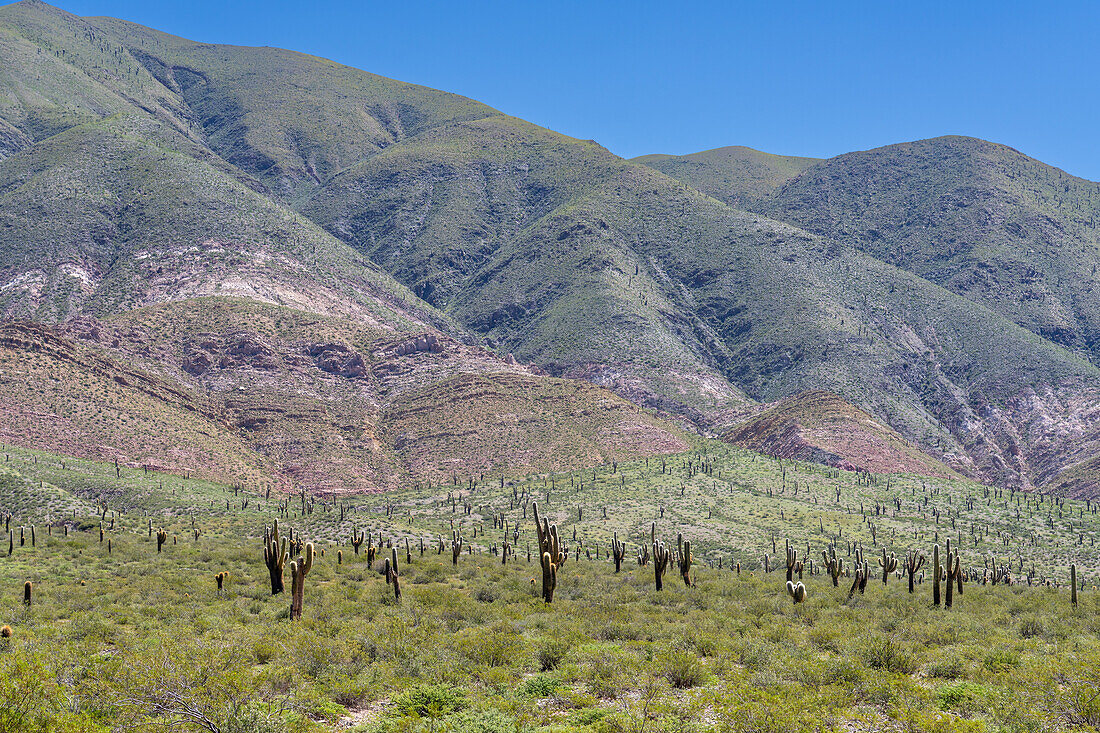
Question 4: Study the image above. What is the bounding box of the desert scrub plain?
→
[1,442,1099,733]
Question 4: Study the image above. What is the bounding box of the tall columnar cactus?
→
[944,545,961,608]
[156,529,168,553]
[1071,564,1078,608]
[785,539,803,582]
[23,581,31,607]
[263,520,288,595]
[533,503,565,602]
[932,544,942,607]
[451,530,463,565]
[879,549,898,585]
[786,580,806,604]
[288,542,314,621]
[215,571,228,594]
[904,549,925,594]
[822,547,843,586]
[611,533,626,573]
[677,533,693,587]
[653,539,670,591]
[351,528,364,555]
[384,547,401,602]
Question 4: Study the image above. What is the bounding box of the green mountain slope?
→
[760,136,1100,360]
[3,1,1100,493]
[633,145,821,209]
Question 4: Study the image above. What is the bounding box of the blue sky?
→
[56,0,1100,180]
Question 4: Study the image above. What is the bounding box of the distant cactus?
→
[351,528,364,555]
[786,580,806,604]
[215,571,228,594]
[156,529,168,553]
[944,542,962,608]
[288,542,314,620]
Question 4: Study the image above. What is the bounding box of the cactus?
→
[785,539,803,582]
[653,538,670,591]
[337,550,343,565]
[822,547,843,586]
[156,528,168,553]
[611,533,626,573]
[351,528,364,555]
[904,549,925,594]
[366,545,376,566]
[1071,564,1079,608]
[879,548,898,585]
[944,544,961,608]
[786,580,807,604]
[263,520,288,595]
[288,542,314,620]
[23,581,31,607]
[451,531,463,565]
[215,571,228,594]
[848,564,865,599]
[384,547,401,602]
[677,533,693,587]
[533,503,565,602]
[933,544,942,606]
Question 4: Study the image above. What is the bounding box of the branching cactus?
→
[904,549,925,594]
[611,533,626,573]
[351,528,364,555]
[215,571,228,595]
[785,539,803,582]
[879,549,898,585]
[533,503,565,602]
[637,542,650,566]
[822,547,843,586]
[848,564,865,599]
[451,530,463,565]
[288,542,314,621]
[653,539,670,591]
[263,520,288,595]
[156,529,168,553]
[677,533,693,587]
[786,580,806,604]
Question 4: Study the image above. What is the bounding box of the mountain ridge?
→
[2,1,1100,494]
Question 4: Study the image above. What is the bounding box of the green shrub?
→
[390,684,468,718]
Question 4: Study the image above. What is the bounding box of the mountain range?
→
[2,0,1100,496]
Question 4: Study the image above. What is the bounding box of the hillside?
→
[761,136,1100,362]
[0,298,689,492]
[724,391,957,478]
[1,1,1100,493]
[633,145,821,209]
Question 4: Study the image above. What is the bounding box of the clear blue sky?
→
[56,0,1100,180]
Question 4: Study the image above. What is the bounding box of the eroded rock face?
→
[308,343,366,377]
[391,333,442,357]
[182,332,280,375]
